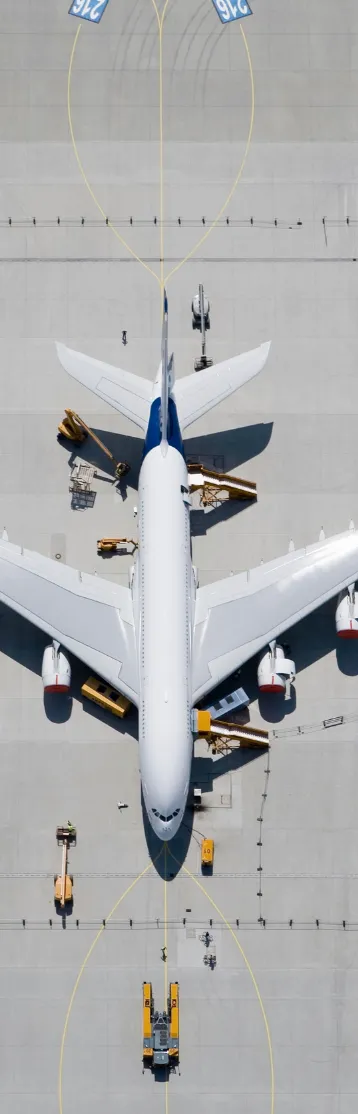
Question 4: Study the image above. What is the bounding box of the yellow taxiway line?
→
[151,0,170,292]
[168,847,275,1114]
[67,25,160,286]
[67,7,255,296]
[164,19,255,284]
[58,842,274,1114]
[58,858,157,1114]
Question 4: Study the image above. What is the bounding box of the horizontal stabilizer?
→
[174,341,271,431]
[56,343,152,432]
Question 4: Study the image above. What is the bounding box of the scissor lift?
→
[54,825,76,908]
[142,982,179,1070]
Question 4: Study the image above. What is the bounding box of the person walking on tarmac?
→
[161,946,167,962]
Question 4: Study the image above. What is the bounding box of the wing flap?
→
[56,342,152,431]
[193,530,358,702]
[175,342,270,431]
[0,539,138,703]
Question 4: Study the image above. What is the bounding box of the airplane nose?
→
[149,810,183,841]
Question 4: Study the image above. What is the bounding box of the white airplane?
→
[0,295,358,841]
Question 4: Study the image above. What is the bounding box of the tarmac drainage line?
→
[7,917,354,931]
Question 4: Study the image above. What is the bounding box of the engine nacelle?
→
[258,642,296,698]
[336,586,358,639]
[42,641,71,693]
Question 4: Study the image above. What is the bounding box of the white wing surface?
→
[56,343,152,432]
[174,342,271,431]
[192,530,358,703]
[0,538,138,703]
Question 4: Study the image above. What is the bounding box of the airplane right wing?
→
[192,529,358,703]
[174,342,271,431]
[56,343,153,432]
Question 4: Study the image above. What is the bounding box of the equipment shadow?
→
[57,428,143,492]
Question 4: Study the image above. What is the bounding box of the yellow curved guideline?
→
[67,25,161,286]
[58,857,160,1114]
[164,21,255,284]
[169,848,275,1114]
[67,11,255,294]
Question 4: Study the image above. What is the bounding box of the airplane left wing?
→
[192,529,358,703]
[0,539,138,704]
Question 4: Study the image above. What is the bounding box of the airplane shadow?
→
[143,742,265,879]
[141,792,194,879]
[190,497,255,536]
[184,421,273,471]
[0,604,136,736]
[57,421,273,497]
[235,598,358,725]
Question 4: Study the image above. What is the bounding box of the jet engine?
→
[258,641,296,699]
[336,586,358,638]
[42,640,71,693]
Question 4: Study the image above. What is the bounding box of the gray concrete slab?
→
[1,0,358,1111]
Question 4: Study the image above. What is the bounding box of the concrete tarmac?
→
[0,1,358,1111]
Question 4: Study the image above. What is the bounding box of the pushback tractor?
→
[142,982,179,1070]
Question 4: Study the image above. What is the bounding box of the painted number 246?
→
[71,0,107,19]
[216,0,250,18]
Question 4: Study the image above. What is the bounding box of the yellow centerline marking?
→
[164,22,255,284]
[169,848,275,1114]
[151,0,170,292]
[67,25,160,286]
[65,12,259,1110]
[58,856,161,1114]
[163,842,168,1001]
[163,841,169,1114]
[67,12,255,295]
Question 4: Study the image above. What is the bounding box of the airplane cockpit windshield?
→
[152,808,180,822]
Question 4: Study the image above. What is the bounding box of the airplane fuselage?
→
[135,442,194,839]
